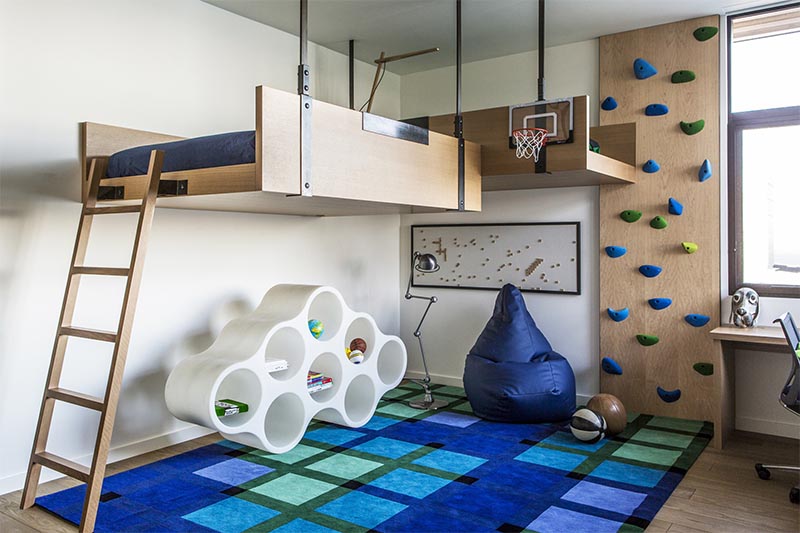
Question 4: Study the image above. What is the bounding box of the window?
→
[728,4,800,297]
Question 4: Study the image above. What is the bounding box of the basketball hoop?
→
[513,128,548,163]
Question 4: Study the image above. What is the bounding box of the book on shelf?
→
[308,381,333,394]
[265,358,289,372]
[215,399,249,417]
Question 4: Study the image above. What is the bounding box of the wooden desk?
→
[710,325,786,449]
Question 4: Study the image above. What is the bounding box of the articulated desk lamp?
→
[405,251,448,410]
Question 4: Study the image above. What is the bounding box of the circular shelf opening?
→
[215,368,261,429]
[344,317,376,364]
[264,327,304,381]
[344,374,376,425]
[307,291,343,341]
[377,339,406,386]
[264,392,306,449]
[308,352,343,404]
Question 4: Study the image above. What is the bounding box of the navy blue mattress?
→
[106,130,256,178]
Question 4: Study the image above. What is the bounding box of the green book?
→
[215,399,249,417]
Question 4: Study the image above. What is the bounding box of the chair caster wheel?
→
[755,463,771,480]
[790,487,799,504]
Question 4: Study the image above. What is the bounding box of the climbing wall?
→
[599,17,720,425]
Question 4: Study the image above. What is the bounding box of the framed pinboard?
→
[411,222,580,294]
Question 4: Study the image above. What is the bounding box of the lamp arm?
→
[406,251,420,298]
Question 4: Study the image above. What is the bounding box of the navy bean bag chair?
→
[463,284,576,423]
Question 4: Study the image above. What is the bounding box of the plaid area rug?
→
[37,384,711,532]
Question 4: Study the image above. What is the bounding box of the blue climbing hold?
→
[699,159,712,182]
[607,307,629,322]
[668,197,684,216]
[648,298,673,310]
[605,246,627,258]
[643,159,660,173]
[645,103,669,116]
[639,265,663,278]
[685,314,711,327]
[602,357,623,375]
[657,386,682,403]
[601,96,618,111]
[634,58,658,80]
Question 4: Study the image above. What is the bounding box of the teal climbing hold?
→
[605,246,627,258]
[671,70,696,83]
[648,298,672,310]
[699,159,712,182]
[601,97,618,111]
[650,216,668,229]
[693,26,718,41]
[634,58,657,79]
[685,314,711,327]
[643,159,660,173]
[608,307,629,322]
[639,265,662,278]
[668,198,683,216]
[636,334,659,346]
[620,210,642,223]
[602,357,623,375]
[680,120,705,135]
[657,386,681,403]
[693,362,714,376]
[645,103,669,116]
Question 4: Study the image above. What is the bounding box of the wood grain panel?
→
[599,17,721,432]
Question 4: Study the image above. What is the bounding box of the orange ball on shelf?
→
[586,393,627,436]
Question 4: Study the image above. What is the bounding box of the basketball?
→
[349,337,367,353]
[586,393,627,436]
[570,408,607,443]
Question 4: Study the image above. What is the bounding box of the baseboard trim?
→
[735,415,800,440]
[0,425,214,496]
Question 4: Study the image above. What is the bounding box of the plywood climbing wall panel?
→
[599,17,720,425]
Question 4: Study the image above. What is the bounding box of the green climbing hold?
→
[636,334,659,346]
[682,242,698,254]
[693,26,718,41]
[650,216,668,229]
[693,362,714,376]
[680,119,705,135]
[671,70,696,83]
[620,210,642,223]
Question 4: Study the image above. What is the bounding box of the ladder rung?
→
[60,326,117,343]
[72,266,130,277]
[48,387,105,411]
[34,452,90,483]
[84,205,140,215]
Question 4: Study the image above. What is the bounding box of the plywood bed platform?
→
[82,85,482,216]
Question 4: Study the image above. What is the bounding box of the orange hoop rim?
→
[512,127,549,142]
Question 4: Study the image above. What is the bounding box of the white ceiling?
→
[202,0,776,74]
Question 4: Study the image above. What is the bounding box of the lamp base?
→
[408,397,449,410]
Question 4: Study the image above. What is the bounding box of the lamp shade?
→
[415,253,439,273]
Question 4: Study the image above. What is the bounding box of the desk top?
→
[709,325,785,346]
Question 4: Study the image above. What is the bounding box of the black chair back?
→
[773,312,800,416]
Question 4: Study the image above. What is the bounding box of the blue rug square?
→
[316,491,407,529]
[271,518,339,533]
[561,480,648,515]
[528,506,623,533]
[352,436,422,459]
[193,458,274,485]
[589,460,666,488]
[182,497,279,533]
[304,427,365,446]
[411,449,487,475]
[362,415,401,431]
[515,445,588,471]
[369,468,451,499]
[423,411,480,428]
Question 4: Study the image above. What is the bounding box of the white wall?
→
[399,40,600,401]
[0,0,402,495]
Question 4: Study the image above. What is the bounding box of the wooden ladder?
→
[20,150,164,532]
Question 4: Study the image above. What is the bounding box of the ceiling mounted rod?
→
[455,0,465,211]
[538,0,545,102]
[298,0,312,196]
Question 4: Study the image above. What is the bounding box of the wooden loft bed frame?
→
[81,85,482,216]
[428,95,637,190]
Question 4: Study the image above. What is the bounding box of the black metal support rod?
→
[537,0,545,102]
[455,0,465,211]
[349,39,355,110]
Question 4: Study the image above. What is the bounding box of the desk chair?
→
[754,312,800,504]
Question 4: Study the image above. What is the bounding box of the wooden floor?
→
[1,431,797,532]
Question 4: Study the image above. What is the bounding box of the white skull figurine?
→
[730,287,759,328]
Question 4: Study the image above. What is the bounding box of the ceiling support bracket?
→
[298,0,313,197]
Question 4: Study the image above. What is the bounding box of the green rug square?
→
[434,386,466,397]
[646,416,705,434]
[306,454,383,480]
[377,402,426,419]
[612,443,682,467]
[451,401,474,414]
[253,444,325,465]
[251,473,337,505]
[382,388,412,400]
[631,428,694,449]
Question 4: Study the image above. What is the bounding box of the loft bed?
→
[427,95,637,190]
[81,85,482,217]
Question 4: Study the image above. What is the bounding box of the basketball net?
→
[513,128,548,163]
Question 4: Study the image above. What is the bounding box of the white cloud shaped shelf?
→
[165,285,407,453]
